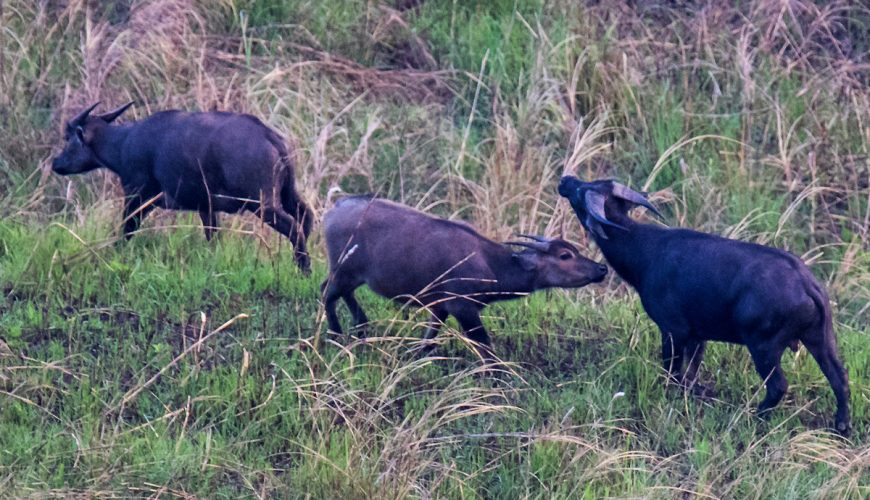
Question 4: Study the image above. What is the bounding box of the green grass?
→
[1,0,868,497]
[0,221,867,497]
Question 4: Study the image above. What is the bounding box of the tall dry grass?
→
[0,0,868,496]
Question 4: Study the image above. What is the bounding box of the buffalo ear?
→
[98,101,134,123]
[584,214,610,240]
[583,190,626,239]
[512,252,538,271]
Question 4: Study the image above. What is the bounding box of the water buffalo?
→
[52,102,313,271]
[559,176,850,436]
[322,196,608,360]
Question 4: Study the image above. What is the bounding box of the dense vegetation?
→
[0,0,867,497]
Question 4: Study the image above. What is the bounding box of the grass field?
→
[0,0,868,497]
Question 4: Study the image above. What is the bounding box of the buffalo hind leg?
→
[321,279,347,335]
[261,204,310,272]
[199,209,220,241]
[343,291,369,337]
[748,342,789,419]
[802,336,851,436]
[281,185,312,241]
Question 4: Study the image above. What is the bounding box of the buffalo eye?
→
[75,126,85,142]
[559,252,573,260]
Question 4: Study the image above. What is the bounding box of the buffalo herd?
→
[51,103,852,436]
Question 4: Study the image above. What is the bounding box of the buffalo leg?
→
[261,204,310,272]
[682,339,706,384]
[661,331,684,384]
[281,185,312,240]
[453,308,495,362]
[418,309,449,357]
[748,342,789,418]
[199,209,220,241]
[321,279,346,335]
[122,193,155,239]
[682,339,714,396]
[802,336,851,435]
[343,291,369,335]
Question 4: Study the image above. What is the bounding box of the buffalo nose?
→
[598,264,608,275]
[558,176,579,197]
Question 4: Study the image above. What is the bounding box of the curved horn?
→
[70,102,101,124]
[98,101,134,123]
[585,190,627,231]
[504,240,549,252]
[612,182,662,218]
[514,234,553,244]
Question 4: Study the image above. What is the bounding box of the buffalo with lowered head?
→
[51,102,313,271]
[322,196,608,360]
[559,176,850,436]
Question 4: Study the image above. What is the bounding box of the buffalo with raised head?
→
[559,176,851,436]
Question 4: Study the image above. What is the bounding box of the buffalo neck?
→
[592,219,656,289]
[91,124,132,174]
[487,246,537,299]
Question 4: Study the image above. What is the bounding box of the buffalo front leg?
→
[122,193,156,240]
[660,331,685,385]
[682,338,715,397]
[199,209,220,241]
[452,308,496,362]
[417,309,449,358]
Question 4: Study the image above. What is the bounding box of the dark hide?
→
[52,102,313,271]
[321,196,608,360]
[559,176,851,436]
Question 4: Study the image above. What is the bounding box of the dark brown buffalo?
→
[322,196,608,360]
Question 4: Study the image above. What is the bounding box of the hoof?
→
[350,325,369,339]
[415,341,438,359]
[474,362,509,382]
[687,382,717,399]
[295,253,311,274]
[755,406,774,421]
[835,420,852,438]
